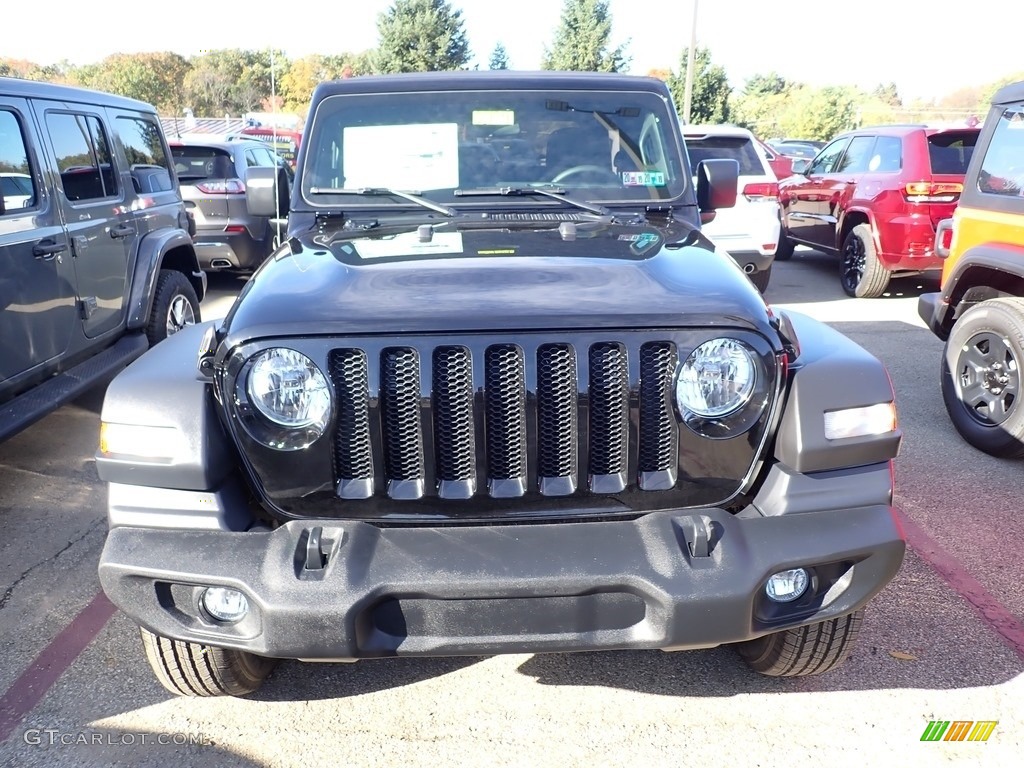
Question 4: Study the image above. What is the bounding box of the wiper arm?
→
[309,186,455,217]
[454,186,610,216]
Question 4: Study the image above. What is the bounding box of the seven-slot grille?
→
[328,338,681,501]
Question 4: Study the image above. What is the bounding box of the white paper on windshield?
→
[343,123,459,190]
[354,232,464,260]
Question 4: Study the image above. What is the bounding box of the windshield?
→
[302,88,686,209]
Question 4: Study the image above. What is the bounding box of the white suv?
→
[683,125,781,292]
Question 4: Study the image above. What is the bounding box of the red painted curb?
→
[0,591,116,743]
[897,507,1024,661]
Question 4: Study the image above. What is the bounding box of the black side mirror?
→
[695,158,739,214]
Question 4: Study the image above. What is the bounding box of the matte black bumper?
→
[99,505,905,660]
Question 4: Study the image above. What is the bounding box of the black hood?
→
[221,217,777,345]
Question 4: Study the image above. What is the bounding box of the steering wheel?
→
[551,165,621,185]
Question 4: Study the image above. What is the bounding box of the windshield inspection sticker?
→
[472,110,515,126]
[621,171,666,187]
[343,123,459,190]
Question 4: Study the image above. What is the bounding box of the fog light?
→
[201,587,249,623]
[765,568,809,603]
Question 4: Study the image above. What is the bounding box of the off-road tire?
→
[775,230,795,261]
[146,269,200,346]
[735,611,863,677]
[940,297,1024,458]
[750,266,772,293]
[140,626,277,697]
[840,224,890,298]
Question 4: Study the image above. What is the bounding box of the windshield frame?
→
[297,86,690,214]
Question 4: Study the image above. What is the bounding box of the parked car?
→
[0,171,33,209]
[0,77,204,443]
[170,138,287,273]
[756,138,794,181]
[96,71,904,698]
[682,125,781,292]
[918,81,1024,457]
[768,140,819,160]
[778,123,980,297]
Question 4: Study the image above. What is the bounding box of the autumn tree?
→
[489,42,510,70]
[541,0,629,73]
[666,47,731,124]
[374,0,471,73]
[183,49,288,116]
[279,53,373,113]
[76,52,191,115]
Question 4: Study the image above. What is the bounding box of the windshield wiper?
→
[308,186,455,217]
[454,186,610,216]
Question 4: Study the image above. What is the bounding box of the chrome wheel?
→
[166,294,196,336]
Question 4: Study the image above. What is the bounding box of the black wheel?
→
[146,269,200,346]
[735,611,863,677]
[749,265,771,293]
[840,224,890,298]
[775,230,795,261]
[940,297,1024,458]
[140,627,277,697]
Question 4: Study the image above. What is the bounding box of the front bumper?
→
[99,503,905,660]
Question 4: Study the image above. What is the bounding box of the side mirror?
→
[791,158,810,175]
[695,158,738,215]
[246,166,290,219]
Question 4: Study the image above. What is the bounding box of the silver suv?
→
[170,138,286,273]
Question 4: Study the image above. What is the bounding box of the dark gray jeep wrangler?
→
[96,72,905,697]
[1,78,205,443]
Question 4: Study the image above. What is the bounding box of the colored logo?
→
[920,720,998,742]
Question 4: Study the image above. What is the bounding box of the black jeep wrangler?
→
[96,72,904,696]
[1,78,205,443]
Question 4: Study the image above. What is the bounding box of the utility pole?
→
[682,0,698,124]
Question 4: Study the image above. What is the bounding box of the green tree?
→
[744,72,789,98]
[374,0,471,74]
[489,42,510,70]
[872,82,901,107]
[183,49,288,115]
[779,86,857,142]
[78,52,190,115]
[541,0,629,73]
[666,47,731,124]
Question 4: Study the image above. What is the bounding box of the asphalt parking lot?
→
[0,251,1021,767]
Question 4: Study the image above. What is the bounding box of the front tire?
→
[940,297,1024,458]
[735,611,863,677]
[840,224,890,298]
[146,269,200,345]
[140,627,277,697]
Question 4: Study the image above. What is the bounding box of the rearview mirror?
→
[245,166,290,218]
[695,158,739,214]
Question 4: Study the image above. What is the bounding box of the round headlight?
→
[676,338,757,419]
[247,348,331,430]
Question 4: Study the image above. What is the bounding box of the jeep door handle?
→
[32,240,67,260]
[110,224,134,239]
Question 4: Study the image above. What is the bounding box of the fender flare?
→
[126,228,204,331]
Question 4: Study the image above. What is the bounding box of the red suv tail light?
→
[904,181,962,203]
[195,179,246,195]
[742,182,779,201]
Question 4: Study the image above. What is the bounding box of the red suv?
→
[777,125,979,297]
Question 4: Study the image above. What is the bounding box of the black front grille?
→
[326,334,694,502]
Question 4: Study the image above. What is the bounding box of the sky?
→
[4,0,1021,103]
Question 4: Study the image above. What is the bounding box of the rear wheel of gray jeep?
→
[140,627,277,697]
[735,610,863,677]
[941,297,1024,458]
[146,269,200,346]
[840,224,890,298]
